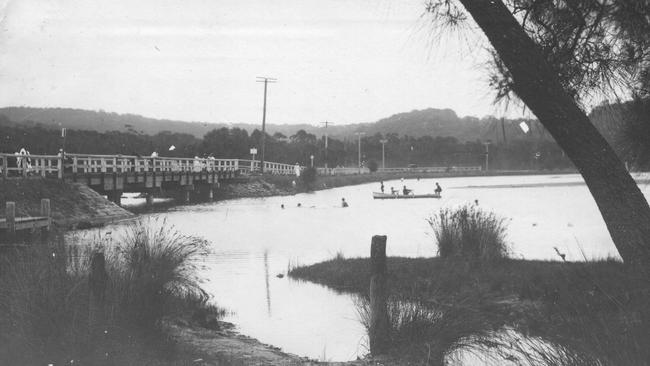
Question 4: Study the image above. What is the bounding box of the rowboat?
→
[372,192,441,199]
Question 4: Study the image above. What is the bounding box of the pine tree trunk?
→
[458,0,650,268]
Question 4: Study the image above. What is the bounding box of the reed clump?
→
[428,204,509,261]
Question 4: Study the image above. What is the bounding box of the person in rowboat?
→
[403,185,412,195]
[380,181,385,193]
[435,182,442,195]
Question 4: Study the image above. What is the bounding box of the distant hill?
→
[0,106,540,142]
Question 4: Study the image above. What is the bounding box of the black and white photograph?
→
[1,1,649,365]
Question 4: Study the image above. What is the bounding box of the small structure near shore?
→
[0,199,51,238]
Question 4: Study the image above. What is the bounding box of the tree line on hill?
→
[1,113,574,170]
[0,106,546,142]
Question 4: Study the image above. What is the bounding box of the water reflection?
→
[264,251,271,317]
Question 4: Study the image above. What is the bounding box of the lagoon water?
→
[82,173,650,361]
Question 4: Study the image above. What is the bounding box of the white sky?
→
[0,0,526,125]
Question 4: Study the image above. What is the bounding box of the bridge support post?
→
[182,185,194,204]
[145,190,155,207]
[108,190,122,206]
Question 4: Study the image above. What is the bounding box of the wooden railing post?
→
[6,202,16,233]
[369,235,390,355]
[58,157,63,179]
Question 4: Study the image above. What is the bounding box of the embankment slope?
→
[0,178,133,227]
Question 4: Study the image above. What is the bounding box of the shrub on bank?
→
[367,160,378,172]
[0,219,216,365]
[428,204,509,261]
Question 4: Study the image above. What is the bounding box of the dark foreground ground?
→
[290,256,649,365]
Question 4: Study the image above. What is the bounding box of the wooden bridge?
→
[1,153,298,205]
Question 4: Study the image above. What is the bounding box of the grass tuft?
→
[428,204,509,261]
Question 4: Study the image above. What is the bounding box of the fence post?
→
[369,235,390,355]
[40,198,51,228]
[6,202,16,233]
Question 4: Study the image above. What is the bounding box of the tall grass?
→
[112,218,210,327]
[0,218,216,365]
[428,204,509,261]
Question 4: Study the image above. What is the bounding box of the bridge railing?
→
[1,153,297,177]
[237,160,297,175]
[1,153,62,178]
[317,167,371,175]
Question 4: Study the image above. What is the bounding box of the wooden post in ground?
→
[39,199,51,244]
[40,199,51,236]
[88,252,108,331]
[369,235,390,355]
[6,201,16,234]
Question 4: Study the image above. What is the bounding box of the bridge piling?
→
[145,190,155,206]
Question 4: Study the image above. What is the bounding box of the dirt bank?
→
[0,177,133,228]
[166,319,373,366]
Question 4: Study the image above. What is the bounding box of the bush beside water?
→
[0,218,218,365]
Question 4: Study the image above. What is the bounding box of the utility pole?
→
[320,121,334,169]
[256,76,277,173]
[483,140,491,172]
[379,139,388,170]
[355,132,366,174]
[500,117,507,146]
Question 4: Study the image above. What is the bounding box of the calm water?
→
[81,173,650,361]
